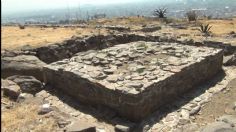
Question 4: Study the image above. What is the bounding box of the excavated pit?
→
[43,41,223,121]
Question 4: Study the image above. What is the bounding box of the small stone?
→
[125,76,131,80]
[90,71,107,80]
[96,53,107,60]
[66,121,96,132]
[107,75,119,83]
[6,75,43,94]
[152,70,160,75]
[57,120,71,128]
[84,61,92,65]
[165,115,175,122]
[35,90,50,98]
[118,76,124,81]
[145,75,157,80]
[1,79,21,100]
[92,58,100,64]
[136,46,146,51]
[178,119,190,125]
[115,125,130,132]
[180,109,190,119]
[103,69,114,74]
[17,93,34,103]
[175,53,182,57]
[116,51,128,58]
[101,60,109,65]
[82,53,95,60]
[131,76,144,80]
[194,97,202,102]
[126,82,143,89]
[38,103,53,115]
[189,106,201,116]
[108,51,117,56]
[136,65,145,71]
[128,54,138,59]
[146,48,155,53]
[148,66,156,71]
[128,88,139,94]
[170,68,181,73]
[114,61,123,66]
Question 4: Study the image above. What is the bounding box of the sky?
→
[2,0,143,14]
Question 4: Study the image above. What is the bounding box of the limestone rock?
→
[1,55,46,81]
[66,120,96,132]
[115,125,130,132]
[126,82,143,89]
[38,103,53,115]
[7,75,43,94]
[89,71,107,80]
[17,93,34,103]
[103,69,115,74]
[1,79,21,100]
[190,106,201,116]
[107,75,119,83]
[180,109,190,119]
[223,53,236,66]
[178,119,190,125]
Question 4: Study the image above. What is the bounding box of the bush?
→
[153,8,167,18]
[198,23,212,36]
[18,24,25,29]
[186,11,198,22]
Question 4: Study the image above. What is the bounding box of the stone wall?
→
[43,42,223,121]
[29,33,234,64]
[31,34,148,63]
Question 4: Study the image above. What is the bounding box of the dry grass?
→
[200,18,236,35]
[1,17,236,50]
[159,18,236,45]
[1,98,58,132]
[1,26,107,50]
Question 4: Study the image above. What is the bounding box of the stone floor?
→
[45,41,221,94]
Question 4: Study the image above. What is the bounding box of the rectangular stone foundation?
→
[43,41,223,121]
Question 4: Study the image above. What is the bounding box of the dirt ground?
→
[1,97,59,132]
[1,26,108,50]
[1,17,236,50]
[194,78,236,126]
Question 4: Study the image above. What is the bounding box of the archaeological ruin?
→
[43,41,223,121]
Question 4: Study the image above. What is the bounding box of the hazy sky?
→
[2,0,142,14]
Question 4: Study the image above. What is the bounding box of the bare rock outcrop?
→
[1,55,46,81]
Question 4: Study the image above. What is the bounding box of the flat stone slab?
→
[43,41,223,121]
